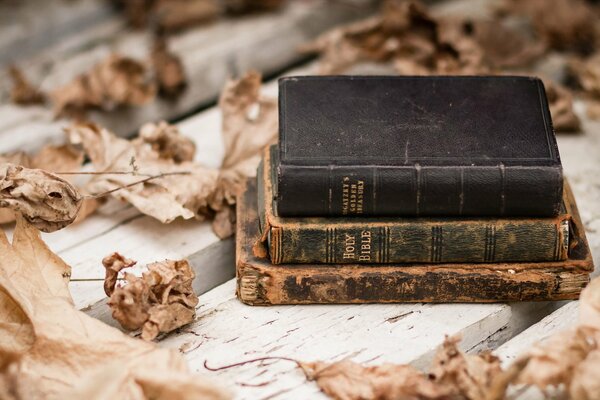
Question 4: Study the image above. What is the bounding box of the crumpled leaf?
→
[304,0,487,75]
[104,253,199,341]
[467,19,546,69]
[488,277,600,400]
[8,66,46,106]
[0,164,82,232]
[570,52,600,99]
[151,36,187,98]
[66,71,276,238]
[103,252,137,296]
[429,335,502,399]
[301,360,447,400]
[299,335,500,400]
[210,70,277,237]
[0,216,229,400]
[139,120,196,163]
[544,80,581,132]
[67,122,218,224]
[51,54,156,118]
[505,0,598,55]
[224,0,283,14]
[152,0,222,33]
[0,144,85,226]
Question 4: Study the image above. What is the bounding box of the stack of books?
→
[236,76,593,305]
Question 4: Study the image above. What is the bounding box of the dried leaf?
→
[103,252,137,296]
[0,217,229,399]
[489,277,600,399]
[571,53,600,98]
[139,120,195,163]
[305,0,486,75]
[8,66,45,106]
[301,360,447,400]
[210,71,277,237]
[429,335,502,399]
[67,122,218,223]
[586,100,600,120]
[52,54,156,118]
[224,0,283,14]
[506,0,598,55]
[60,71,273,237]
[467,19,546,69]
[151,36,187,98]
[0,144,85,227]
[544,80,581,132]
[105,254,199,341]
[570,350,600,400]
[0,164,82,232]
[152,0,222,33]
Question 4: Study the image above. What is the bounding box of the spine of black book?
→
[276,164,563,217]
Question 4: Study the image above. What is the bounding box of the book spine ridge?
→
[277,163,563,217]
[271,218,567,265]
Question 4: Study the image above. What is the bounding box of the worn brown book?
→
[237,178,593,305]
[259,146,570,264]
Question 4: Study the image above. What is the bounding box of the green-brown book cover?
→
[238,177,593,305]
[258,146,570,265]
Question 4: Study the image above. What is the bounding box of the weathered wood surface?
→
[492,301,580,399]
[2,60,598,400]
[1,1,599,398]
[0,0,376,153]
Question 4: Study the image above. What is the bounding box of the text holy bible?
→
[275,76,562,217]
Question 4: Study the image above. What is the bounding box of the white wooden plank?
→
[0,0,376,153]
[0,0,116,65]
[494,301,579,366]
[492,301,580,400]
[156,281,543,399]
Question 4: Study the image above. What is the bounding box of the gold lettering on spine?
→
[341,176,364,215]
[343,233,356,259]
[339,230,373,262]
[358,230,372,261]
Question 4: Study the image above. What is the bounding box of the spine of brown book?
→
[261,147,570,265]
[237,263,590,305]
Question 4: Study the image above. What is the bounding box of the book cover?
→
[276,75,563,217]
[260,146,569,264]
[238,177,593,305]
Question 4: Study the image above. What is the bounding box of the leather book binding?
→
[259,147,569,264]
[276,76,563,217]
[238,178,593,305]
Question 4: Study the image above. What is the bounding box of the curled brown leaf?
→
[0,144,85,227]
[67,122,218,224]
[139,120,196,163]
[297,335,501,400]
[0,216,228,399]
[52,54,156,118]
[106,255,199,341]
[305,0,486,75]
[506,0,598,55]
[102,252,137,296]
[544,80,581,132]
[301,359,445,400]
[8,66,46,106]
[0,164,82,232]
[151,36,187,98]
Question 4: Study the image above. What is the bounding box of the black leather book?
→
[276,76,563,217]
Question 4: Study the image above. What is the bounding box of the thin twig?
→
[85,171,191,199]
[204,356,302,371]
[56,171,146,176]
